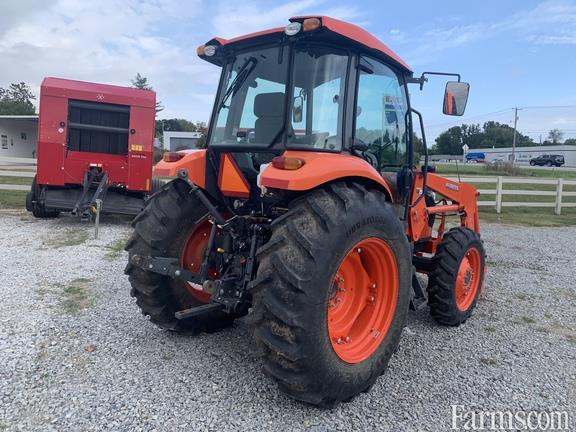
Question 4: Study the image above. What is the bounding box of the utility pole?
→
[511,107,519,164]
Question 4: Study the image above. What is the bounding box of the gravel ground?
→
[1,209,575,431]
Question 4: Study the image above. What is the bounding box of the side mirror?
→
[443,81,470,116]
[292,95,303,123]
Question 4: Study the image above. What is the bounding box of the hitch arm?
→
[130,254,205,285]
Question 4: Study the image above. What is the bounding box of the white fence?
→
[446,176,576,215]
[1,157,575,215]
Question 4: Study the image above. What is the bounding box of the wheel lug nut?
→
[345,336,350,343]
[357,248,362,253]
[337,337,343,344]
[371,283,376,289]
[369,296,375,303]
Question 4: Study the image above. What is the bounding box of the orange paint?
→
[260,150,395,200]
[218,153,251,198]
[153,150,206,188]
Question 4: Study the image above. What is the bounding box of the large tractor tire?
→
[125,179,239,333]
[250,182,411,407]
[27,176,59,219]
[427,227,486,326]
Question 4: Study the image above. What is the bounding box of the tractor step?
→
[175,303,224,320]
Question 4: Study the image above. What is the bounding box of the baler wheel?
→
[427,227,486,326]
[28,176,59,219]
[250,182,411,407]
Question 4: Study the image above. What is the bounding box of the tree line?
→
[432,121,575,155]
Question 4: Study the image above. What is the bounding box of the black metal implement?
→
[130,254,205,285]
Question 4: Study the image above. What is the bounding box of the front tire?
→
[250,182,411,407]
[427,228,486,326]
[125,179,238,333]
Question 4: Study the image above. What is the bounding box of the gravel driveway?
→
[1,210,575,431]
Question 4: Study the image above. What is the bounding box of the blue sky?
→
[1,0,576,142]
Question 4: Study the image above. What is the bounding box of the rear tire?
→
[250,182,411,407]
[125,179,238,333]
[427,227,486,326]
[529,161,535,166]
[546,161,553,167]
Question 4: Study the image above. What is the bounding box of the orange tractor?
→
[125,16,486,407]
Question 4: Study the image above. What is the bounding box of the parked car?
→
[465,152,486,163]
[529,154,565,167]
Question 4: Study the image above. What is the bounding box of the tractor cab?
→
[158,16,469,209]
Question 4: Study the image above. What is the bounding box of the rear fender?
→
[259,150,395,200]
[153,150,206,188]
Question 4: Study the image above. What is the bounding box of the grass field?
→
[435,163,576,179]
[0,176,33,185]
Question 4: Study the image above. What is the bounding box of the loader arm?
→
[408,171,480,248]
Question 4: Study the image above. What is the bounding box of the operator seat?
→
[251,92,284,167]
[254,92,285,144]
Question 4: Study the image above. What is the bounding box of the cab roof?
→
[200,16,412,74]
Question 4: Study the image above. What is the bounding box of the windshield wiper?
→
[218,57,258,112]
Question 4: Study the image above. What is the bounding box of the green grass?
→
[104,238,128,261]
[0,190,26,209]
[436,164,576,179]
[58,278,93,314]
[43,228,89,248]
[0,176,33,185]
[479,207,576,226]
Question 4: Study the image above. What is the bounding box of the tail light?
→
[163,152,185,163]
[272,156,305,170]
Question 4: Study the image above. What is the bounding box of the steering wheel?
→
[361,151,378,169]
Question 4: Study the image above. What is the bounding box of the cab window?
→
[355,57,408,171]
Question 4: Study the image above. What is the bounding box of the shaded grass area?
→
[436,164,576,179]
[0,190,27,209]
[0,176,33,185]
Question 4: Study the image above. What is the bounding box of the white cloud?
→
[395,0,576,67]
[210,0,363,39]
[0,0,214,120]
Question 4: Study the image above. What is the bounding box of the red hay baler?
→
[26,77,158,218]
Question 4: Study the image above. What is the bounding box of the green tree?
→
[130,73,164,113]
[547,128,563,144]
[564,138,576,145]
[0,82,36,115]
[432,126,463,155]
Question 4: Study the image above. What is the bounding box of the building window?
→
[1,135,7,150]
[21,132,27,140]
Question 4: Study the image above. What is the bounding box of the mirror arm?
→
[408,71,462,90]
[409,108,429,205]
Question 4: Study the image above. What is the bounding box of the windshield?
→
[209,44,349,152]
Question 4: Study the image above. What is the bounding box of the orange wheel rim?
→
[455,247,481,311]
[327,238,398,364]
[180,218,219,303]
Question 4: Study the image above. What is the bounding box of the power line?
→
[426,108,513,128]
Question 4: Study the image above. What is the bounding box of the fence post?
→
[495,176,503,214]
[555,178,564,216]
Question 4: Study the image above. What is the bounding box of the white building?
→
[471,145,576,167]
[163,131,203,152]
[0,115,38,158]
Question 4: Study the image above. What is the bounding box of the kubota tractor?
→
[126,16,486,407]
